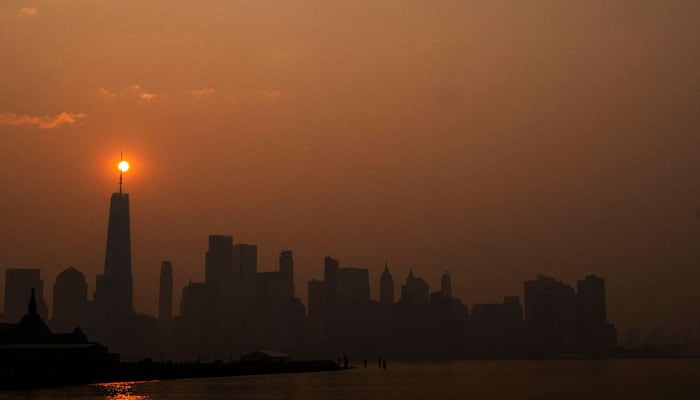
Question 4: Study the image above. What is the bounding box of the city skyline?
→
[0,160,696,339]
[1,1,699,339]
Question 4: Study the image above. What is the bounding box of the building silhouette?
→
[576,275,617,355]
[471,296,524,358]
[159,261,173,323]
[7,176,624,362]
[307,279,325,339]
[234,244,258,308]
[524,275,578,356]
[4,269,48,322]
[94,190,133,317]
[441,271,452,299]
[205,235,233,302]
[84,178,160,358]
[279,250,294,300]
[0,289,109,373]
[337,267,370,304]
[51,267,87,333]
[380,262,394,306]
[400,270,429,305]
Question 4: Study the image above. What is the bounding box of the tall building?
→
[380,262,394,306]
[441,271,452,299]
[337,267,370,304]
[307,279,325,336]
[180,280,207,319]
[205,235,233,301]
[576,275,606,326]
[4,269,48,322]
[257,271,283,309]
[52,267,87,332]
[234,244,258,307]
[279,250,294,300]
[159,261,173,322]
[400,270,429,305]
[576,275,617,354]
[323,256,339,304]
[94,189,133,317]
[470,296,525,358]
[524,275,577,355]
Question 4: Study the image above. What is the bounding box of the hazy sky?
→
[1,1,699,335]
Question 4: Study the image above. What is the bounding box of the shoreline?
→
[0,359,342,391]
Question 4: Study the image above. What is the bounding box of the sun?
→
[118,160,130,172]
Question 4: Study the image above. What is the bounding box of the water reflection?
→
[94,381,150,400]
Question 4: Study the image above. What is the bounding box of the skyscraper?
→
[279,250,294,300]
[234,244,258,307]
[4,268,49,322]
[52,267,87,332]
[400,270,429,305]
[576,275,617,354]
[323,256,339,304]
[205,235,233,301]
[524,275,577,355]
[337,267,370,304]
[94,187,133,317]
[307,279,325,337]
[159,261,173,322]
[576,275,606,326]
[380,262,394,306]
[441,271,452,299]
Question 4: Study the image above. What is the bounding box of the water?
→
[1,360,699,399]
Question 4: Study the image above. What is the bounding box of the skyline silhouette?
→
[0,167,698,356]
[2,178,698,360]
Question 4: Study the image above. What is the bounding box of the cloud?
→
[190,88,216,100]
[138,92,156,101]
[97,85,157,101]
[0,112,86,129]
[97,87,117,98]
[19,7,38,16]
[129,84,157,101]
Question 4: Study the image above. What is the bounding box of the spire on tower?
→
[119,152,123,194]
[28,287,37,315]
[117,153,130,194]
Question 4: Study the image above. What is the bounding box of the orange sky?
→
[1,1,699,336]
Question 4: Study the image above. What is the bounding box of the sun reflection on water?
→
[94,381,151,399]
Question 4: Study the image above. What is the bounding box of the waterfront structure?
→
[0,289,110,388]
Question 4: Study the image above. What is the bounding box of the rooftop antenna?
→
[119,152,124,194]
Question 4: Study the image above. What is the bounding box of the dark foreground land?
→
[0,359,341,390]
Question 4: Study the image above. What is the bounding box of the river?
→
[1,359,699,399]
